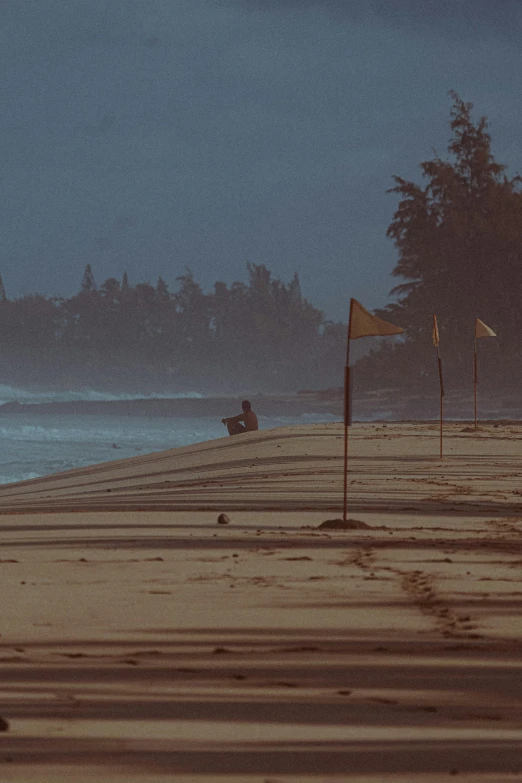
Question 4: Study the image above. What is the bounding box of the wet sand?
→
[0,421,521,781]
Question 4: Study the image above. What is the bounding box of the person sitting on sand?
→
[222,400,258,436]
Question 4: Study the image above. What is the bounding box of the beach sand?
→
[0,421,521,782]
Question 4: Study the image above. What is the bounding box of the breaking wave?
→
[0,385,204,406]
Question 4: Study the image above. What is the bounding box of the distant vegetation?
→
[2,94,520,397]
[0,263,347,393]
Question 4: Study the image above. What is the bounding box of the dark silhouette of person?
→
[222,400,258,436]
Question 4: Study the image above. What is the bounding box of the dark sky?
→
[2,0,521,320]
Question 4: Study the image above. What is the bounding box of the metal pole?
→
[437,350,444,459]
[440,391,443,460]
[343,364,349,521]
[343,301,353,521]
[474,339,478,430]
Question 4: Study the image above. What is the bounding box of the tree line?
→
[0,263,346,393]
[3,93,519,398]
[356,92,522,394]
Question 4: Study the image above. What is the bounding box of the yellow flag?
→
[348,299,404,340]
[432,314,440,347]
[475,318,496,339]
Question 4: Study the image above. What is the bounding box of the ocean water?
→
[0,386,337,485]
[0,384,204,406]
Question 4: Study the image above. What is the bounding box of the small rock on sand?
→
[217,513,230,525]
[318,518,370,530]
[0,717,9,731]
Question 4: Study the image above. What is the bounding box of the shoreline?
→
[0,394,340,418]
[0,421,521,780]
[0,390,520,421]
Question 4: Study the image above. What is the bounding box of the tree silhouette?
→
[374,92,522,388]
[0,264,344,393]
[81,264,97,293]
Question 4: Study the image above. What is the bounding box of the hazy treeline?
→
[3,94,520,398]
[356,92,522,394]
[0,263,347,394]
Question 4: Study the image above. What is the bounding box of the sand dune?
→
[0,421,521,781]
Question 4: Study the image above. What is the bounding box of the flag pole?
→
[474,320,497,428]
[433,315,444,459]
[437,345,444,459]
[340,298,403,521]
[343,300,353,521]
[474,337,478,430]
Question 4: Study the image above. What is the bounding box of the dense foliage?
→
[0,264,346,393]
[357,93,522,392]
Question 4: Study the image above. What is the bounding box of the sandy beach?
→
[0,421,521,782]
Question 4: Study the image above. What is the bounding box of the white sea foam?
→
[0,385,204,406]
[0,407,339,486]
[0,389,341,485]
[0,408,216,485]
[0,473,40,484]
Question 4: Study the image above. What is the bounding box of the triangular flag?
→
[475,318,496,339]
[348,299,404,340]
[432,314,440,347]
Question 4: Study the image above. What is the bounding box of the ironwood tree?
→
[367,92,522,389]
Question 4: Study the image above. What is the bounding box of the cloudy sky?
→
[2,0,521,319]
